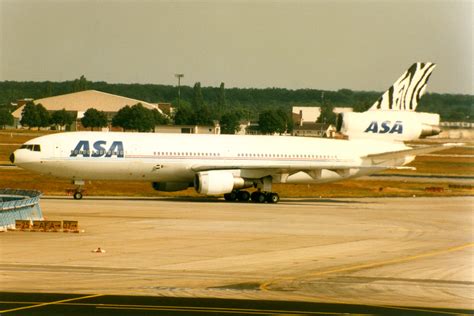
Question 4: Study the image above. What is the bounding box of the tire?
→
[73,192,83,200]
[251,191,260,202]
[267,193,280,204]
[237,190,250,202]
[224,191,237,201]
[256,192,266,203]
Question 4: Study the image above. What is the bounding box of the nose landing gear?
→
[73,191,83,200]
[70,180,85,200]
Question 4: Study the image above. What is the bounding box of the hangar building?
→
[12,90,166,131]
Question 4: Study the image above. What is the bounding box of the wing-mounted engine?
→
[336,111,440,141]
[194,170,253,195]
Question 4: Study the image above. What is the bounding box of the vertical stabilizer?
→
[370,62,436,111]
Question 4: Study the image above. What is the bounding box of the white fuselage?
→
[13,132,411,185]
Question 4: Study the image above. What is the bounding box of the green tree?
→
[0,108,14,129]
[317,103,336,125]
[173,102,194,125]
[36,103,51,128]
[20,102,40,129]
[277,108,293,133]
[112,105,132,130]
[152,109,169,125]
[128,103,155,132]
[217,82,226,116]
[220,111,242,134]
[73,75,89,92]
[258,110,285,135]
[192,82,205,109]
[192,82,213,125]
[81,108,108,131]
[258,109,292,135]
[51,108,74,130]
[112,103,157,132]
[352,102,368,112]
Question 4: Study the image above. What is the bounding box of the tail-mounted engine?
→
[336,111,440,141]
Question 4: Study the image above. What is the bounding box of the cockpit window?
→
[20,144,41,152]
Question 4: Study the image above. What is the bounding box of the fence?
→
[0,189,43,231]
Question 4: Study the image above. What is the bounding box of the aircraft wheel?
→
[267,193,280,204]
[251,191,261,203]
[237,190,250,202]
[224,191,237,201]
[257,193,267,203]
[251,192,266,203]
[73,192,83,200]
[250,191,258,202]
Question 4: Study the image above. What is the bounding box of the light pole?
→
[175,74,184,107]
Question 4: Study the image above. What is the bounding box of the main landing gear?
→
[224,190,280,204]
[224,176,280,203]
[224,190,250,202]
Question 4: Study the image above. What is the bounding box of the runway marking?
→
[96,305,345,315]
[293,292,467,316]
[303,242,474,279]
[0,293,103,314]
[261,242,474,290]
[0,300,353,315]
[0,300,465,316]
[260,242,474,314]
[382,304,470,316]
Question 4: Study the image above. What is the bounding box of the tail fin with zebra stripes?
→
[369,62,436,112]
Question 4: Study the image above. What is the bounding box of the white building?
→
[292,106,320,124]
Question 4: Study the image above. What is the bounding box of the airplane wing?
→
[364,143,464,161]
[192,164,381,172]
[191,143,464,175]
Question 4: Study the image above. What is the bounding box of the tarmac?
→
[0,196,472,313]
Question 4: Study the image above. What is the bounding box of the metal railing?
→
[0,189,43,230]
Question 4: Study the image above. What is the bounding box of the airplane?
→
[10,62,456,203]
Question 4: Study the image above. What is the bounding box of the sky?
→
[0,0,472,94]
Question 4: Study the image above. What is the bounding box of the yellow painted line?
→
[0,300,349,315]
[96,306,343,315]
[306,242,474,279]
[0,299,466,315]
[281,291,470,316]
[261,242,474,291]
[260,243,474,315]
[382,304,469,316]
[0,300,344,314]
[0,294,103,314]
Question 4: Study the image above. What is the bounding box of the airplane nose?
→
[9,153,15,164]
